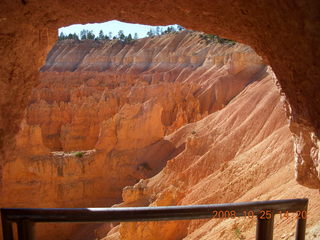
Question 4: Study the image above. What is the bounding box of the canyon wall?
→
[1,1,319,194]
[1,32,273,239]
[2,31,318,240]
[103,68,320,240]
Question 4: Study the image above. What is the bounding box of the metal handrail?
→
[1,198,308,240]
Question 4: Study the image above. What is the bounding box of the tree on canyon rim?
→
[58,25,234,45]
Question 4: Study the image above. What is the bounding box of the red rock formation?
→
[1,32,272,239]
[0,0,319,192]
[104,67,320,240]
[28,32,263,152]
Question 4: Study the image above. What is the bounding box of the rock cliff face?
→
[1,31,317,240]
[1,31,319,240]
[2,32,280,239]
[1,1,319,195]
[104,69,320,240]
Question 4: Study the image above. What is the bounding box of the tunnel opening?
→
[1,10,318,239]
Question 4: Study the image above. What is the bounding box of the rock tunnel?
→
[0,1,320,239]
[1,0,319,189]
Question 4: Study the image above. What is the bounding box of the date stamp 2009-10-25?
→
[212,210,307,220]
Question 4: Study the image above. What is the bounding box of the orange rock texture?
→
[0,0,319,193]
[104,68,320,240]
[2,32,277,239]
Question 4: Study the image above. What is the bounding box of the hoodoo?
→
[1,31,319,239]
[0,0,320,238]
[0,0,319,192]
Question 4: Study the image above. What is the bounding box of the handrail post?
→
[295,200,308,240]
[256,212,274,240]
[295,217,306,240]
[1,210,14,240]
[17,220,34,240]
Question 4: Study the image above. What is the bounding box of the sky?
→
[59,20,178,39]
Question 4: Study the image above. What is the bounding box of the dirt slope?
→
[103,69,320,240]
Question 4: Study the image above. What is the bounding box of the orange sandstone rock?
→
[1,32,269,239]
[0,0,319,196]
[106,68,320,240]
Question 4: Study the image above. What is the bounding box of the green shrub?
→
[74,151,84,158]
[199,33,236,45]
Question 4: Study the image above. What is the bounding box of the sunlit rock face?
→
[1,1,319,194]
[1,32,273,239]
[103,69,320,240]
[0,1,319,239]
[32,31,263,152]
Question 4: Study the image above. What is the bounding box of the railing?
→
[1,198,308,240]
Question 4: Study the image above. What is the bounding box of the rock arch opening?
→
[0,0,318,189]
[0,1,319,239]
[5,19,320,239]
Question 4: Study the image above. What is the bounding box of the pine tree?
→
[118,30,125,41]
[134,33,138,40]
[147,28,155,37]
[58,32,66,40]
[80,29,88,40]
[125,33,133,43]
[87,31,95,39]
[99,30,104,40]
[73,33,79,40]
[163,26,176,34]
[155,26,160,35]
[177,25,185,31]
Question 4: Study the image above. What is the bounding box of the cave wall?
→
[0,0,319,190]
